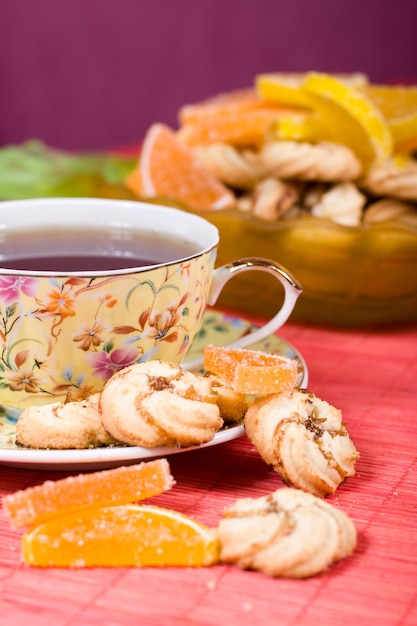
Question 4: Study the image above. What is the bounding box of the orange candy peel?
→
[177,107,306,149]
[22,504,220,568]
[203,345,298,395]
[177,86,307,148]
[3,458,175,529]
[178,87,269,124]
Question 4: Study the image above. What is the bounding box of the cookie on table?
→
[217,487,357,578]
[244,388,359,497]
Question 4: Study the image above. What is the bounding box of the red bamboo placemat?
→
[1,319,417,626]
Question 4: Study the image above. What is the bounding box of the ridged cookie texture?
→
[260,140,362,182]
[244,388,359,497]
[99,361,224,448]
[217,487,357,578]
[16,394,116,449]
[204,373,249,423]
[361,157,417,202]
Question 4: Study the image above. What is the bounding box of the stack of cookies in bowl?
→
[125,72,417,326]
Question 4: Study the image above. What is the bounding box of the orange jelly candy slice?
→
[3,459,174,529]
[204,345,298,395]
[22,504,220,568]
[125,123,235,210]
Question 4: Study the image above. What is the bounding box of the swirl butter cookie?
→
[244,389,359,497]
[237,177,300,221]
[361,157,417,202]
[204,373,249,423]
[193,143,266,189]
[217,488,357,578]
[260,140,362,181]
[363,198,417,225]
[99,361,224,448]
[15,394,117,449]
[307,182,366,226]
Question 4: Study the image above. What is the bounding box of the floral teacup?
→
[0,198,302,410]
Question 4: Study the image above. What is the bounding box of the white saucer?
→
[0,311,308,470]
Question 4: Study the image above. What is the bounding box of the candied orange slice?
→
[203,345,298,395]
[125,123,235,210]
[22,504,220,568]
[3,459,174,529]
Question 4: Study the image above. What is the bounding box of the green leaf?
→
[5,304,17,319]
[0,140,138,200]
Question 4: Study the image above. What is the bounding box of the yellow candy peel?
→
[256,73,314,109]
[302,72,393,169]
[364,84,417,153]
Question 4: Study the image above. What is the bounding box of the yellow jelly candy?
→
[256,72,368,109]
[256,72,315,109]
[271,113,330,143]
[302,72,393,169]
[364,84,417,153]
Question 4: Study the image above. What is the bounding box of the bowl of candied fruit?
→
[123,71,417,327]
[6,73,413,327]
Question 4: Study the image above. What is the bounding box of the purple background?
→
[1,0,416,150]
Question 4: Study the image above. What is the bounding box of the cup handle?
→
[183,257,302,371]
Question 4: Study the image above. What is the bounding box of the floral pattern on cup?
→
[0,251,215,408]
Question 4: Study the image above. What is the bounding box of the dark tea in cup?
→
[0,227,200,272]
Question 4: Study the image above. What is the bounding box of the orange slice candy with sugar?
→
[22,504,220,568]
[3,459,175,529]
[125,123,236,210]
[203,345,298,395]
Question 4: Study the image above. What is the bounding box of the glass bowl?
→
[183,208,417,327]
